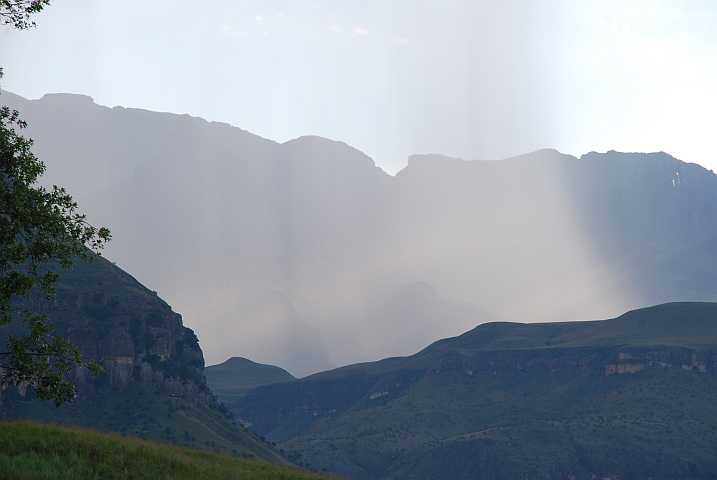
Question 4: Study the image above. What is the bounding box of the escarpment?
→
[3,256,216,408]
[235,302,717,441]
[236,343,717,437]
[429,346,717,376]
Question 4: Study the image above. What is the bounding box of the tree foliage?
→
[0,0,108,408]
[1,0,50,29]
[0,80,111,405]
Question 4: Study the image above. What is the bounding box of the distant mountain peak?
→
[38,92,96,104]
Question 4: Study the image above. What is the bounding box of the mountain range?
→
[4,90,717,380]
[233,302,717,479]
[4,90,717,478]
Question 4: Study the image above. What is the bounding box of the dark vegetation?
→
[234,302,717,478]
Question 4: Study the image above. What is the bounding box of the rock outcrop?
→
[3,256,216,408]
[427,347,715,378]
[603,348,712,375]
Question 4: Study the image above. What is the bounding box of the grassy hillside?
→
[0,420,330,480]
[205,357,295,405]
[0,381,289,465]
[283,364,717,479]
[235,302,717,478]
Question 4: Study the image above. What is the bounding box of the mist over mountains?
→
[4,90,717,377]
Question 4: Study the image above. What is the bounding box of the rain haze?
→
[2,1,717,377]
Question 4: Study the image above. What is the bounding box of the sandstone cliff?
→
[2,255,216,407]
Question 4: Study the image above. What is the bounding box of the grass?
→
[0,420,331,480]
[1,381,289,465]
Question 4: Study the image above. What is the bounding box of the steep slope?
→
[205,358,296,405]
[0,255,288,464]
[1,254,210,405]
[5,91,717,377]
[235,302,717,478]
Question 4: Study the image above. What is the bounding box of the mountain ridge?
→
[233,302,717,478]
[4,90,717,377]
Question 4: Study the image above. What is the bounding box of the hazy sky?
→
[1,1,716,174]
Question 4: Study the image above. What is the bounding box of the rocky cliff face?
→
[240,346,717,430]
[603,348,715,375]
[428,347,717,377]
[3,256,216,407]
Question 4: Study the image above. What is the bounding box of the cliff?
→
[2,255,215,407]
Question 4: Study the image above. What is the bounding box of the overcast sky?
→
[1,0,717,174]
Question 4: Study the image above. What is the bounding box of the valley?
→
[3,3,717,479]
[4,91,717,480]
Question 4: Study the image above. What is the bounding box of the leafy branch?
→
[1,94,110,405]
[1,0,51,30]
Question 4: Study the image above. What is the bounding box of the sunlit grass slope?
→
[0,420,329,480]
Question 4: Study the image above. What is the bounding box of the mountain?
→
[205,357,296,405]
[234,302,717,479]
[0,255,288,465]
[4,90,717,377]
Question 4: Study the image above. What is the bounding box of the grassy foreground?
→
[0,420,328,480]
[1,382,291,464]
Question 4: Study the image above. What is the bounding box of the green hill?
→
[205,357,296,405]
[0,255,290,465]
[0,420,329,479]
[235,302,717,478]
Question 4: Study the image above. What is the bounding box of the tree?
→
[0,79,110,404]
[1,0,51,30]
[1,0,110,407]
